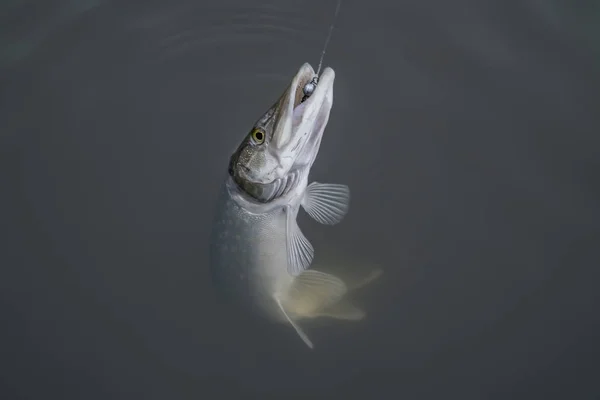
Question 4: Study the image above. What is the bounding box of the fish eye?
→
[251,128,265,144]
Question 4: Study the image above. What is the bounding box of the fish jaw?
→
[228,63,335,203]
[270,63,335,174]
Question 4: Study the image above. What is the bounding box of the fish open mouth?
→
[272,63,335,148]
[292,66,315,109]
[288,63,335,113]
[230,63,335,203]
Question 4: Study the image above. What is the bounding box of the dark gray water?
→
[2,1,599,398]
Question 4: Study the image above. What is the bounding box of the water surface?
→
[1,1,599,398]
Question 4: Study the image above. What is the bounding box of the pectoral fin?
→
[285,205,314,276]
[301,182,350,225]
[274,294,314,349]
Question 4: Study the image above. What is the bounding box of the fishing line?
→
[316,0,342,77]
[302,0,342,101]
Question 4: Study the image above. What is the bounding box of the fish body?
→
[210,63,374,348]
[210,173,305,322]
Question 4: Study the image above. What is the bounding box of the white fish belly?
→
[209,182,293,321]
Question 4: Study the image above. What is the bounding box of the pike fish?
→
[209,63,375,349]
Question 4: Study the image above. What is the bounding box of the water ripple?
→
[128,3,316,59]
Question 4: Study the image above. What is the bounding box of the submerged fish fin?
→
[347,268,384,291]
[285,205,314,276]
[286,270,348,316]
[301,182,350,225]
[316,300,366,320]
[274,294,314,349]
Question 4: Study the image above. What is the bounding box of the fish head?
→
[229,63,335,202]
